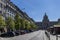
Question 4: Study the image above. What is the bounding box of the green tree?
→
[7,17,15,31]
[20,18,25,30]
[15,14,21,30]
[30,23,37,30]
[25,20,30,30]
[0,15,6,28]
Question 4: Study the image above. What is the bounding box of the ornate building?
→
[0,0,35,23]
[42,13,49,29]
[0,0,35,33]
[35,13,59,30]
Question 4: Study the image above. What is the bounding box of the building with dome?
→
[35,13,59,30]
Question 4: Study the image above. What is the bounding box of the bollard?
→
[56,35,58,40]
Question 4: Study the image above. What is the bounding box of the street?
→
[0,30,49,40]
[30,30,49,40]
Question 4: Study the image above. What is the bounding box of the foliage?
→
[15,14,21,30]
[25,20,30,30]
[24,20,37,30]
[0,14,38,32]
[20,18,25,30]
[7,17,15,31]
[0,15,6,28]
[30,23,37,30]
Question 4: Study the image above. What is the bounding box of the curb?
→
[45,31,50,40]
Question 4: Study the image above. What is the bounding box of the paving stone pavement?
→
[30,30,49,40]
[0,30,49,40]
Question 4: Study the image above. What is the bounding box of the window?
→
[0,3,2,8]
[1,0,6,3]
[0,11,2,13]
[1,0,5,1]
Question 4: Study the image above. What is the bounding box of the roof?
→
[50,26,54,28]
[54,25,60,27]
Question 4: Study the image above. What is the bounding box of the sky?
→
[11,0,60,22]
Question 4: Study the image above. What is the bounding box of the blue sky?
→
[11,0,60,22]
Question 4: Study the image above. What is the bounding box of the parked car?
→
[14,30,21,36]
[0,31,15,37]
[25,30,30,33]
[29,30,34,32]
[20,30,26,35]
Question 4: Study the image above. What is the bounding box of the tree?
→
[7,17,15,31]
[20,19,30,30]
[0,15,6,28]
[0,15,6,33]
[25,20,30,30]
[30,23,37,30]
[20,18,25,30]
[15,14,21,30]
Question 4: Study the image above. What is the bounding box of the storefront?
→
[49,26,54,34]
[53,25,60,34]
[49,25,60,35]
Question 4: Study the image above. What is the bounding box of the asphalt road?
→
[0,30,49,40]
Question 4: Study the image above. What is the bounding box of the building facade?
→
[0,0,35,33]
[0,0,23,19]
[35,13,59,30]
[0,0,35,23]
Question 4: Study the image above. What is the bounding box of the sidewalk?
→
[45,31,57,40]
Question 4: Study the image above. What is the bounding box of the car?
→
[29,30,34,32]
[0,31,15,37]
[14,30,21,36]
[20,30,26,35]
[24,30,30,33]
